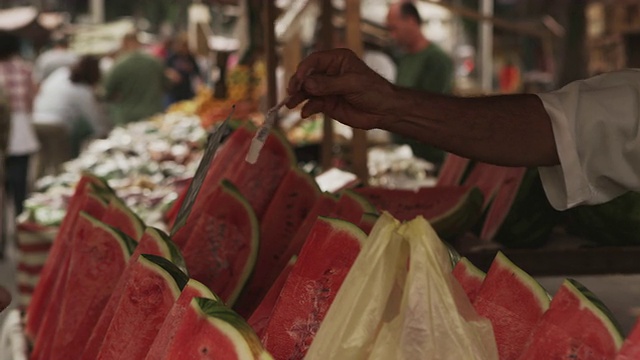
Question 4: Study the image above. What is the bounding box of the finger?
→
[301,98,325,118]
[303,73,363,96]
[293,48,355,84]
[285,92,307,109]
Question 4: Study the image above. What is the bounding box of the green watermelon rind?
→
[106,196,145,240]
[341,190,378,215]
[291,166,321,195]
[148,227,188,276]
[79,212,138,257]
[316,216,368,246]
[495,251,551,306]
[185,278,223,304]
[140,254,189,292]
[564,279,624,349]
[195,297,272,359]
[457,257,486,280]
[493,168,560,248]
[219,179,260,306]
[430,187,484,240]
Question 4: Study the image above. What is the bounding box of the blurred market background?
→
[1,0,640,356]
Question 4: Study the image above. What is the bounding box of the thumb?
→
[303,73,362,96]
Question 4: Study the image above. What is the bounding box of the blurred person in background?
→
[33,33,78,85]
[103,32,168,125]
[386,1,454,170]
[165,33,202,105]
[0,31,39,218]
[33,55,109,176]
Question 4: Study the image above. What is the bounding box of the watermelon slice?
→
[355,185,483,239]
[331,190,377,224]
[29,192,109,359]
[472,251,550,360]
[181,179,258,306]
[262,217,366,360]
[81,227,185,360]
[25,175,108,339]
[161,297,272,359]
[248,256,297,338]
[171,125,254,248]
[96,254,189,360]
[103,196,145,241]
[452,257,485,303]
[520,279,623,360]
[234,167,319,317]
[479,167,559,248]
[617,317,640,359]
[145,279,221,359]
[225,129,296,219]
[462,162,510,211]
[49,213,137,358]
[271,193,338,288]
[436,153,471,186]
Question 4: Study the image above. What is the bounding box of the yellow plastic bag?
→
[305,213,498,360]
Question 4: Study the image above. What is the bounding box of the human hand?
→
[286,48,398,130]
[165,68,182,84]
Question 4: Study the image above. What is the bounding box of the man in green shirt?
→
[104,32,168,125]
[387,1,454,168]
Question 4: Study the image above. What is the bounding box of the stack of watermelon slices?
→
[453,252,624,360]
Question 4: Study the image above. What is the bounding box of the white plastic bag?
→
[305,213,498,360]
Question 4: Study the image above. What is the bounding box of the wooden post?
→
[282,34,302,103]
[263,0,278,115]
[345,0,368,183]
[320,0,334,171]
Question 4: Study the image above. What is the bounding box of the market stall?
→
[4,1,640,359]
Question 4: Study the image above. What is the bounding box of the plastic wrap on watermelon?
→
[305,212,498,360]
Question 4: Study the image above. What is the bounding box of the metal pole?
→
[479,0,493,92]
[90,0,104,24]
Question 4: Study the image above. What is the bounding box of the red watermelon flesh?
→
[480,167,527,241]
[103,196,145,241]
[163,177,191,229]
[181,180,258,306]
[96,254,188,360]
[331,190,377,224]
[262,217,366,360]
[472,251,550,360]
[271,193,338,288]
[452,257,485,303]
[49,213,137,358]
[225,129,295,219]
[462,162,510,210]
[144,279,220,360]
[29,193,109,360]
[171,125,253,248]
[520,279,623,360]
[354,185,484,239]
[81,227,185,360]
[234,167,320,317]
[25,176,107,339]
[616,317,640,359]
[248,256,297,338]
[162,298,271,360]
[436,153,471,186]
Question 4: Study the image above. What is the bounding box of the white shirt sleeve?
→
[536,69,640,210]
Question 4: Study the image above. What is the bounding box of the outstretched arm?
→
[286,48,558,167]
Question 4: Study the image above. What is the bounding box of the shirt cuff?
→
[535,92,593,210]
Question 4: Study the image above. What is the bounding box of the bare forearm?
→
[384,87,559,167]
